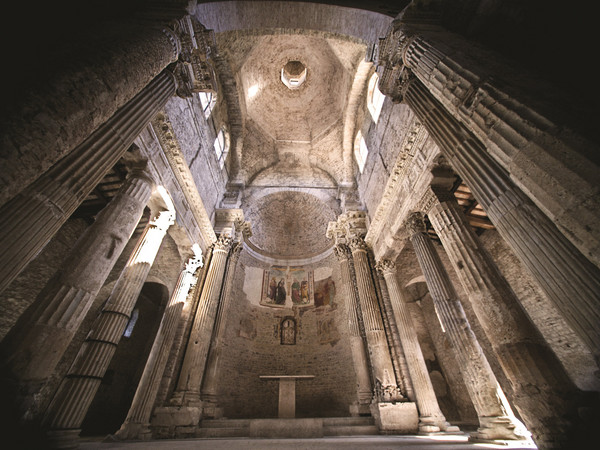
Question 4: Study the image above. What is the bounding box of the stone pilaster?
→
[0,167,154,421]
[377,259,457,434]
[114,246,204,440]
[424,185,581,447]
[43,209,175,448]
[402,75,600,369]
[332,243,372,415]
[405,212,525,441]
[170,234,232,408]
[0,69,177,296]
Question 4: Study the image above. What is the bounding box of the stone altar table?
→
[259,375,315,418]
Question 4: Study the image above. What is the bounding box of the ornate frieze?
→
[151,112,217,246]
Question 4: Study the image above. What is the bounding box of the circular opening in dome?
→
[281,60,307,90]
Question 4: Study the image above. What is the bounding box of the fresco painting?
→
[261,266,314,307]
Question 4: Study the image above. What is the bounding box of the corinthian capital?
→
[405,212,426,236]
[375,259,396,275]
[348,236,369,253]
[333,244,351,261]
[213,234,233,253]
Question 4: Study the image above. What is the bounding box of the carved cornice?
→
[405,212,426,236]
[365,121,427,246]
[152,112,217,246]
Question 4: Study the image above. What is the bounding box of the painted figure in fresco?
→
[268,277,277,300]
[300,280,308,303]
[276,278,286,304]
[291,279,301,303]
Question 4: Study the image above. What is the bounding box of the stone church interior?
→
[1,0,599,449]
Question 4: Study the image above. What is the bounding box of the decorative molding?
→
[375,259,396,275]
[365,121,427,246]
[151,112,217,246]
[333,244,351,261]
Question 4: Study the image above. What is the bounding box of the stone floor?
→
[80,435,538,449]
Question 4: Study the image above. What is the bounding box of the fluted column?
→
[402,75,600,368]
[378,20,600,266]
[377,259,457,434]
[114,247,204,440]
[373,266,414,403]
[0,69,177,296]
[170,235,232,407]
[333,244,372,413]
[0,23,181,206]
[201,242,243,415]
[348,236,401,402]
[425,185,581,447]
[406,212,525,441]
[43,209,175,449]
[0,167,154,420]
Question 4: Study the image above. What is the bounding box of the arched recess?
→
[80,282,169,436]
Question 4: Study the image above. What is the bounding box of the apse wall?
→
[216,249,357,418]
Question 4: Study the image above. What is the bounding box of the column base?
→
[470,415,530,441]
[418,415,461,434]
[349,402,372,417]
[46,429,81,449]
[370,402,418,434]
[150,405,202,439]
[113,421,152,441]
[202,401,224,419]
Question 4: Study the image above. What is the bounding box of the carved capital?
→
[333,244,351,261]
[405,212,426,236]
[150,209,176,232]
[213,234,233,253]
[184,244,204,274]
[348,236,369,253]
[375,259,396,275]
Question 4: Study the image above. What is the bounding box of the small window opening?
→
[198,91,215,118]
[214,127,230,169]
[354,131,369,173]
[123,308,139,338]
[367,73,385,123]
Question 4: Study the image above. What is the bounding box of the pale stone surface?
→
[370,402,418,433]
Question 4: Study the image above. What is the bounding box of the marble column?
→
[0,69,177,296]
[170,234,232,407]
[377,19,600,267]
[0,23,181,206]
[424,184,581,447]
[43,209,175,448]
[0,167,154,420]
[406,212,525,441]
[201,241,243,416]
[333,243,372,415]
[401,75,600,367]
[377,259,457,434]
[347,236,401,402]
[114,246,204,440]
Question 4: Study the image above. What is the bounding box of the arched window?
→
[354,131,368,173]
[213,127,230,169]
[123,308,139,338]
[367,73,385,123]
[198,91,215,118]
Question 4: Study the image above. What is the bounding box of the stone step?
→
[323,425,379,436]
[322,417,375,427]
[200,419,251,429]
[197,427,249,438]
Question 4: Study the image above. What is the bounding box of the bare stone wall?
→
[479,229,600,392]
[0,217,88,340]
[216,251,357,418]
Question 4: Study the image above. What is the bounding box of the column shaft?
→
[334,245,372,410]
[427,191,581,447]
[400,28,600,265]
[349,239,399,401]
[43,210,174,447]
[171,236,231,406]
[1,23,180,206]
[201,243,242,409]
[115,250,203,440]
[0,170,153,419]
[404,77,600,365]
[379,261,454,433]
[407,214,524,440]
[0,70,177,295]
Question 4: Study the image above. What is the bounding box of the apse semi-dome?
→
[244,191,336,260]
